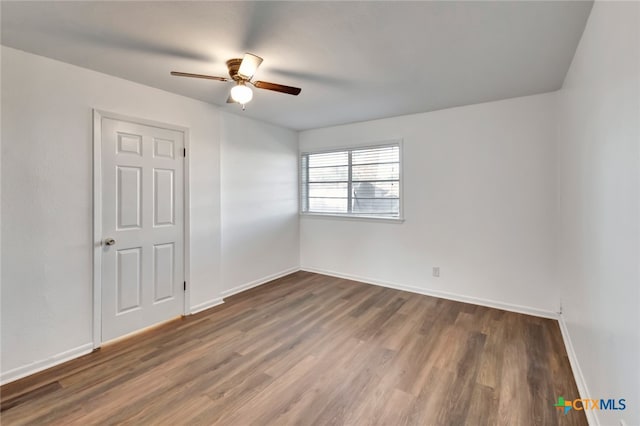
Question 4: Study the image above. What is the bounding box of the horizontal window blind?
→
[301,143,401,218]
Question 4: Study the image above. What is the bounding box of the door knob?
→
[104,238,116,246]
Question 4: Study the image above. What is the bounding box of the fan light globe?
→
[230,84,253,104]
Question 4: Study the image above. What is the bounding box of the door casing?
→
[92,109,191,348]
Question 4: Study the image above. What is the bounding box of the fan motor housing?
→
[226,58,244,81]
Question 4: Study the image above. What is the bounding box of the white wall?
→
[220,112,299,296]
[556,2,640,425]
[0,46,223,381]
[300,93,558,315]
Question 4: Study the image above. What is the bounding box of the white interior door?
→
[100,117,185,342]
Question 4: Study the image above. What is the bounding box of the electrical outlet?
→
[433,267,440,277]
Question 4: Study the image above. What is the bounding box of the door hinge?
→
[183,148,186,157]
[183,281,186,291]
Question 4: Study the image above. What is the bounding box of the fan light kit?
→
[230,82,253,104]
[171,53,301,110]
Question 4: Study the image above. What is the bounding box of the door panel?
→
[154,168,175,226]
[101,118,184,342]
[117,166,142,229]
[117,133,142,156]
[117,247,142,313]
[154,137,175,159]
[153,243,175,302]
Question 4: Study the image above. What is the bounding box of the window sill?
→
[299,212,405,223]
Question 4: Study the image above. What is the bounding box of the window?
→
[300,142,401,219]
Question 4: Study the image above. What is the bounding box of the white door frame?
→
[92,109,191,348]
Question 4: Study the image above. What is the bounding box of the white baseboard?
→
[220,266,300,299]
[190,266,300,314]
[190,297,224,315]
[0,342,94,386]
[558,315,598,426]
[301,267,559,320]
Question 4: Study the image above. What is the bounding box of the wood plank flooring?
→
[1,271,587,425]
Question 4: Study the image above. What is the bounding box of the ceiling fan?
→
[171,53,301,109]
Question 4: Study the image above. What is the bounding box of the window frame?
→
[299,140,404,222]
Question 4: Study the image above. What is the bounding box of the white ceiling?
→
[1,1,593,130]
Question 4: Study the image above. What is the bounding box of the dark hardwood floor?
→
[1,271,586,425]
